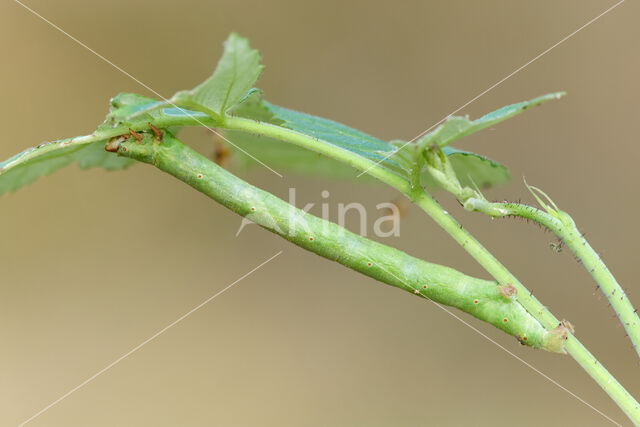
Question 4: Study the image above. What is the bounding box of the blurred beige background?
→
[1,0,639,425]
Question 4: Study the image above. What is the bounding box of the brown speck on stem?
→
[213,140,232,167]
[149,122,164,141]
[129,128,143,142]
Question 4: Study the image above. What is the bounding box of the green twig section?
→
[423,145,640,359]
[467,196,640,358]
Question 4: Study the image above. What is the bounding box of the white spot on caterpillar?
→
[414,290,420,295]
[197,173,203,179]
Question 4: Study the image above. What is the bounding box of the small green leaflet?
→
[418,92,565,149]
[172,33,264,120]
[225,129,509,189]
[227,96,512,189]
[265,101,399,165]
[0,138,134,195]
[0,91,175,196]
[105,92,164,125]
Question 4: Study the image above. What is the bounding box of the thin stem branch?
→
[467,198,640,358]
[423,144,640,357]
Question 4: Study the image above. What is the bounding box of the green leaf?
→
[0,139,134,195]
[0,91,180,195]
[102,92,193,136]
[173,33,264,119]
[264,100,398,164]
[444,147,510,189]
[105,92,164,125]
[418,92,565,148]
[229,96,410,178]
[227,98,510,189]
[229,91,282,124]
[0,89,212,196]
[223,129,358,178]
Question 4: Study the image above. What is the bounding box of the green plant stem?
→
[466,199,640,358]
[220,115,640,423]
[222,116,408,187]
[423,144,640,357]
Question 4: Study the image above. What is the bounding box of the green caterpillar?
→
[116,132,566,353]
